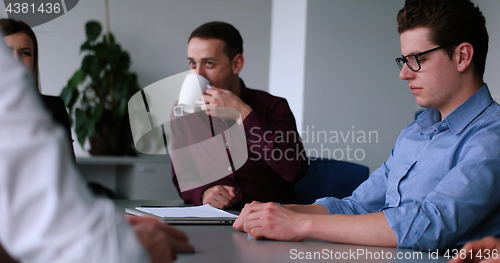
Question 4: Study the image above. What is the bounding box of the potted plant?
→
[60,20,139,155]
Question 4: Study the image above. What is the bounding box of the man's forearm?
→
[285,204,330,214]
[302,212,397,247]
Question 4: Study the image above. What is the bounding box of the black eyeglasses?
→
[395,44,455,72]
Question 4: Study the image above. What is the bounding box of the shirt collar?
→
[238,78,250,102]
[416,108,441,134]
[417,84,492,135]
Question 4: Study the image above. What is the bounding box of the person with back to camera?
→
[0,28,194,263]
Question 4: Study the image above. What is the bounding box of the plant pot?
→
[89,132,117,155]
[88,112,136,156]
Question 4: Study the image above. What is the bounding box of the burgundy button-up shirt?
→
[170,80,307,209]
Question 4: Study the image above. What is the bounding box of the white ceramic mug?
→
[177,74,211,114]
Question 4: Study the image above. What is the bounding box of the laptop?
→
[125,205,239,225]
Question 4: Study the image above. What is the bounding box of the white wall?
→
[268,0,307,132]
[302,0,414,172]
[2,0,499,172]
[474,0,500,98]
[2,0,272,156]
[36,0,272,96]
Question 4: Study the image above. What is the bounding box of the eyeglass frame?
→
[395,43,457,72]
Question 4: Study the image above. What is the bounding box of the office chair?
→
[294,158,369,204]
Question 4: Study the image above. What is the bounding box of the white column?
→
[268,0,307,132]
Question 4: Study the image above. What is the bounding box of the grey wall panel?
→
[303,0,415,172]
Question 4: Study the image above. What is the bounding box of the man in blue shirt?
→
[234,0,500,251]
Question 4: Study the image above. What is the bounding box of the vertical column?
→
[268,0,307,132]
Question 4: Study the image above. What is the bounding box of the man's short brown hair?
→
[189,21,243,60]
[397,0,488,79]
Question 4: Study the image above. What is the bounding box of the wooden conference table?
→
[115,200,449,263]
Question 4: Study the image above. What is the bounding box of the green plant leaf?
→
[108,33,115,45]
[68,69,85,88]
[117,99,127,118]
[81,55,96,74]
[75,108,88,148]
[87,113,96,139]
[100,76,110,97]
[92,42,108,59]
[101,33,116,46]
[128,73,139,92]
[85,21,102,42]
[60,86,71,105]
[66,20,141,155]
[60,86,78,110]
[117,51,131,71]
[108,44,122,63]
[91,104,104,121]
[113,79,124,99]
[84,105,103,142]
[89,57,103,80]
[80,41,91,52]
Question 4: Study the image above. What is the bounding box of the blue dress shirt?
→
[315,84,500,251]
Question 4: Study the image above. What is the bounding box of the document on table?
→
[135,204,238,219]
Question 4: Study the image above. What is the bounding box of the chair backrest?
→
[294,158,369,204]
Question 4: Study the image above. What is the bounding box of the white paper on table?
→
[136,204,238,218]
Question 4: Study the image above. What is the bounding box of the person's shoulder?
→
[41,94,63,103]
[458,102,500,157]
[468,86,500,125]
[245,87,287,103]
[398,108,438,136]
[41,95,65,111]
[394,119,420,144]
[467,102,500,132]
[482,101,500,119]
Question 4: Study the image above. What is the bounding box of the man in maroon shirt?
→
[171,21,307,210]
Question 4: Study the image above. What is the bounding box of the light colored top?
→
[316,84,500,251]
[0,34,148,262]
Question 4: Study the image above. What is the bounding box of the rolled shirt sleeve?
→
[314,157,391,215]
[384,155,500,251]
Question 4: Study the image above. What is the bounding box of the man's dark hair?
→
[397,0,488,79]
[189,21,243,60]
